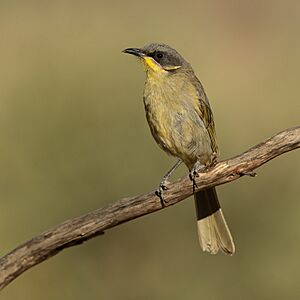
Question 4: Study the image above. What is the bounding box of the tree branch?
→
[0,126,299,290]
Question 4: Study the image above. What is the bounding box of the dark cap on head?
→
[142,43,190,68]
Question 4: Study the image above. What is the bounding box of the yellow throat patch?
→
[142,57,165,73]
[142,57,182,74]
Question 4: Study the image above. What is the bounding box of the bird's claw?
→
[189,162,205,192]
[210,152,218,166]
[155,181,169,207]
[189,171,198,192]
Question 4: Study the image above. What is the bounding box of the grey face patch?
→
[142,43,191,69]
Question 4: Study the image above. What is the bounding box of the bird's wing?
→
[198,98,219,155]
[192,76,219,155]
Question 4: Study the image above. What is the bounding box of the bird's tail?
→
[194,187,235,255]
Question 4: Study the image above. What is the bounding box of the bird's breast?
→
[143,75,212,166]
[143,82,179,155]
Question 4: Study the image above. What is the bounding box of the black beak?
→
[122,48,145,57]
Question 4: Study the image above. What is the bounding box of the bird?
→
[123,43,235,255]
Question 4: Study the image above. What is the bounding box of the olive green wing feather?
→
[193,77,219,155]
[198,99,218,154]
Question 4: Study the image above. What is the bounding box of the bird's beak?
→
[123,47,163,73]
[122,48,146,57]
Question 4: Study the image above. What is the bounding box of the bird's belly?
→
[145,101,212,167]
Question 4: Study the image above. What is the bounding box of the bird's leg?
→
[155,160,182,206]
[190,154,219,191]
[189,160,206,193]
[210,152,218,166]
[158,160,182,191]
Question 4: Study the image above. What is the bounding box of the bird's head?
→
[123,43,191,74]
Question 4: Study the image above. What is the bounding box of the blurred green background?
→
[0,0,299,299]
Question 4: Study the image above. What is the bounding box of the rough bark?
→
[0,126,299,290]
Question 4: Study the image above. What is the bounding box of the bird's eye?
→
[156,52,163,59]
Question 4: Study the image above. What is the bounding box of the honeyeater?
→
[123,43,235,255]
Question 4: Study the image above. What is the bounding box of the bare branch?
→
[0,126,299,290]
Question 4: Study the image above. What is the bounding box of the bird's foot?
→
[210,152,218,166]
[155,180,169,207]
[189,161,206,192]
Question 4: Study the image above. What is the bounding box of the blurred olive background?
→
[0,0,300,299]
